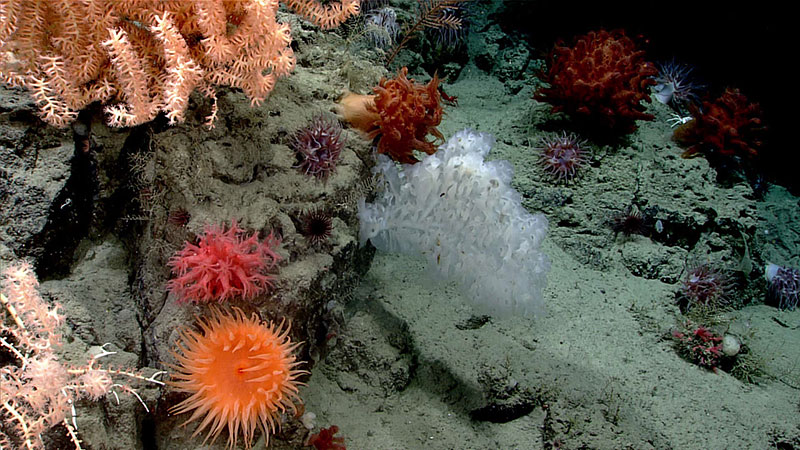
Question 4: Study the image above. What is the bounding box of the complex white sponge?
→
[358,128,550,317]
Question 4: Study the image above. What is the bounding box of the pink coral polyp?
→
[167,221,281,303]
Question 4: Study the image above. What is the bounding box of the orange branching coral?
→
[337,67,444,164]
[0,0,360,128]
[168,307,307,449]
[535,29,657,135]
[673,87,765,162]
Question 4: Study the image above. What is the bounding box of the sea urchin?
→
[168,307,307,448]
[609,207,649,237]
[299,209,333,247]
[292,114,345,181]
[537,132,587,183]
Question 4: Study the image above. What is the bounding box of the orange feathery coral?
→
[337,66,444,164]
[168,307,307,449]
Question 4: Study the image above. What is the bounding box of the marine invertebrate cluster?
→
[678,262,732,311]
[385,0,472,64]
[671,323,724,371]
[765,263,800,310]
[0,0,362,127]
[536,132,588,183]
[337,67,444,163]
[673,87,765,164]
[292,114,345,180]
[535,29,657,135]
[364,6,400,49]
[168,307,306,448]
[167,221,281,303]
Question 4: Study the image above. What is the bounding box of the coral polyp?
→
[292,114,345,180]
[679,263,732,311]
[765,263,800,310]
[536,132,588,183]
[652,60,702,112]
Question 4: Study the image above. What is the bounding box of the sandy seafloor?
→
[302,66,800,449]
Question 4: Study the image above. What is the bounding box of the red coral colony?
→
[167,221,281,303]
[671,324,724,371]
[336,66,445,163]
[535,29,657,135]
[673,87,765,165]
[307,425,346,450]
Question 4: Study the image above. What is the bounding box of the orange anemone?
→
[168,307,306,448]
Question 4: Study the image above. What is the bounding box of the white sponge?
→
[358,128,550,317]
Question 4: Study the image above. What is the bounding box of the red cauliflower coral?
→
[535,29,657,135]
[673,87,765,163]
[167,221,281,303]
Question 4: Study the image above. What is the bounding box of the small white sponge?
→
[358,128,550,317]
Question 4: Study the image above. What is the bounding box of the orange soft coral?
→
[337,67,444,163]
[535,29,657,135]
[673,87,765,162]
[168,307,307,449]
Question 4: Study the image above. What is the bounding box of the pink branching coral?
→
[0,0,362,128]
[535,29,657,135]
[673,87,765,163]
[1,262,163,449]
[167,221,281,303]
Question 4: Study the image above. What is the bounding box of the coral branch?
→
[0,0,361,128]
[1,262,163,449]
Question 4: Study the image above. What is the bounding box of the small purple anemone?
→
[537,132,588,183]
[292,114,345,181]
[765,263,800,310]
[652,60,703,112]
[679,262,732,311]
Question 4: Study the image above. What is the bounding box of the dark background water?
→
[501,1,792,192]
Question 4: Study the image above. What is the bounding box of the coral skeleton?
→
[358,128,550,317]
